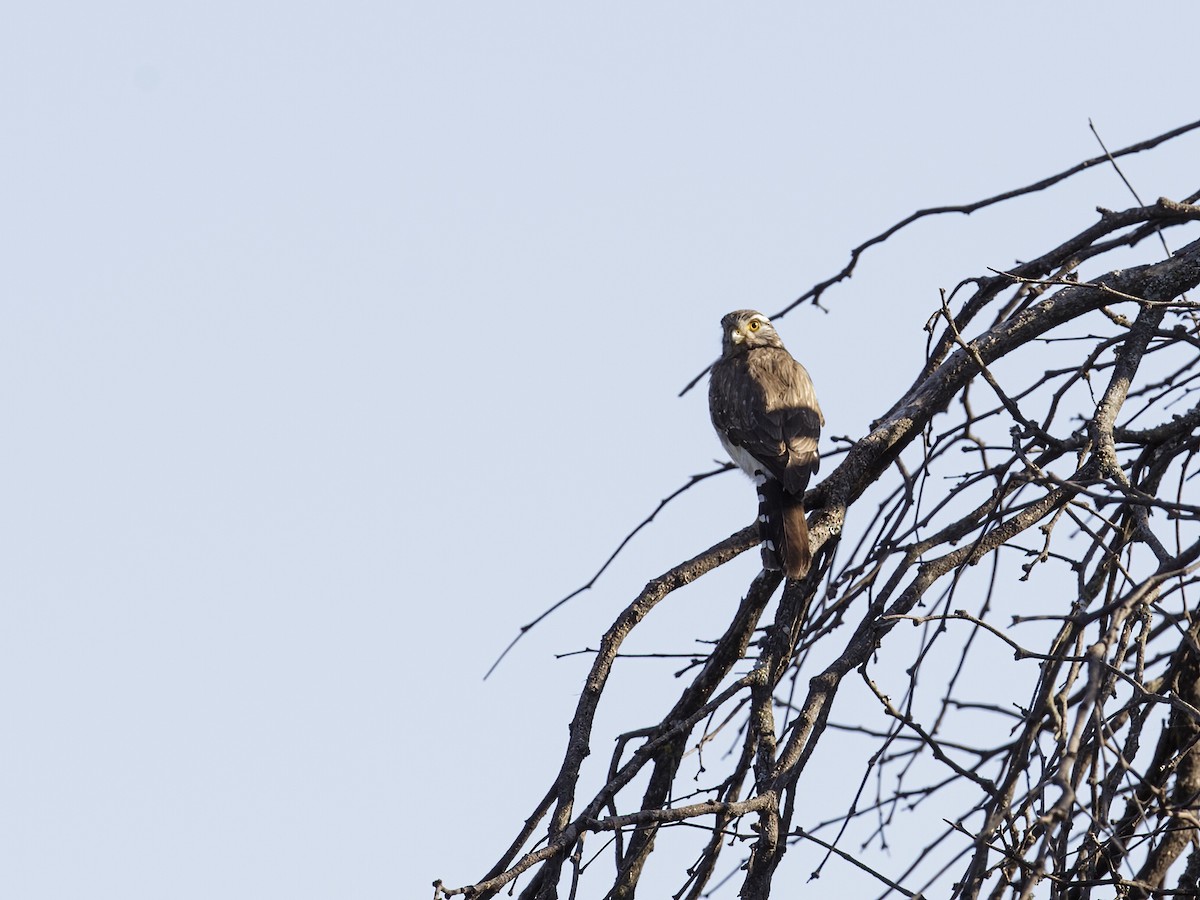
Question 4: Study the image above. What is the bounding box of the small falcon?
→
[709,310,823,579]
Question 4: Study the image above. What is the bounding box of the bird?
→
[708,310,823,579]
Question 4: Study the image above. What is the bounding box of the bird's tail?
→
[756,476,812,579]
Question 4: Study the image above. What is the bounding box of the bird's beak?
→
[730,329,745,344]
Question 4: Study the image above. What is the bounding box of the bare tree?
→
[435,120,1200,900]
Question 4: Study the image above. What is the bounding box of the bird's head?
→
[719,310,784,356]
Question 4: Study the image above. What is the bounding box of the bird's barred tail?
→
[755,475,812,579]
[781,495,812,579]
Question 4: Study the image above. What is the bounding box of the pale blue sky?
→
[3,3,1199,898]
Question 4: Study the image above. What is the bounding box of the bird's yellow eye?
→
[747,320,761,332]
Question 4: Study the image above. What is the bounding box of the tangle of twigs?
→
[437,121,1200,900]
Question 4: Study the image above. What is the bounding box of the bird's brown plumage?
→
[709,310,823,578]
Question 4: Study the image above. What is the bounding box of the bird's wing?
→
[705,348,820,489]
[710,348,822,492]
